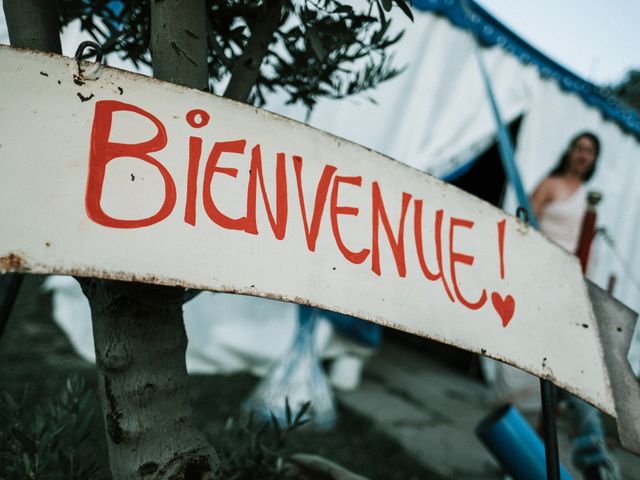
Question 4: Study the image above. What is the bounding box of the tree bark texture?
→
[3,0,61,53]
[80,1,216,478]
[151,0,209,91]
[224,1,283,102]
[81,280,216,479]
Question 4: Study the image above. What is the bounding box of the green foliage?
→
[217,398,311,479]
[54,0,412,109]
[0,376,105,480]
[610,69,640,113]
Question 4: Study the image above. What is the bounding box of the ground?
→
[0,275,438,479]
[2,275,639,479]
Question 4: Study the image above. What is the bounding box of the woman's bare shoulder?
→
[531,176,561,218]
[538,176,563,189]
[533,176,558,195]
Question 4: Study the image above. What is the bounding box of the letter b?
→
[85,100,176,228]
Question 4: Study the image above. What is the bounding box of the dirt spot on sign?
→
[77,92,95,102]
[0,252,24,270]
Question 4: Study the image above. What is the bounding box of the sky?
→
[476,0,640,86]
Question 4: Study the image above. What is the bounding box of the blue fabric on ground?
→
[302,306,382,348]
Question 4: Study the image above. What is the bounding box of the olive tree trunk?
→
[81,1,216,478]
[80,280,216,479]
[83,1,283,474]
[3,0,61,54]
[150,0,209,92]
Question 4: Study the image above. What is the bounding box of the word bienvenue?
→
[86,100,515,326]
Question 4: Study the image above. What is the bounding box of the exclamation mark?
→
[491,219,515,327]
[497,219,506,279]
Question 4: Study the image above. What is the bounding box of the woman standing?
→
[531,132,600,252]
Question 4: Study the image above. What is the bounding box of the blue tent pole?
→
[457,0,538,226]
[463,16,538,227]
[476,404,573,480]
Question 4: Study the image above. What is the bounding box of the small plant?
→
[217,398,311,480]
[0,375,105,480]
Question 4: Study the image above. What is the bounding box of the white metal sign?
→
[0,47,637,448]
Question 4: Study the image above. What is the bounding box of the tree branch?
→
[223,1,283,103]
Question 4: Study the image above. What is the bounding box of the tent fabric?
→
[277,11,533,179]
[413,0,640,138]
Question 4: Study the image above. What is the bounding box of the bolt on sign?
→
[0,46,638,453]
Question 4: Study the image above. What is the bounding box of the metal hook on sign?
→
[73,41,103,83]
[516,206,530,225]
[75,41,104,64]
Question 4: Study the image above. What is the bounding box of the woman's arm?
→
[530,177,554,220]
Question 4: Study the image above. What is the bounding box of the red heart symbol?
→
[491,292,515,327]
